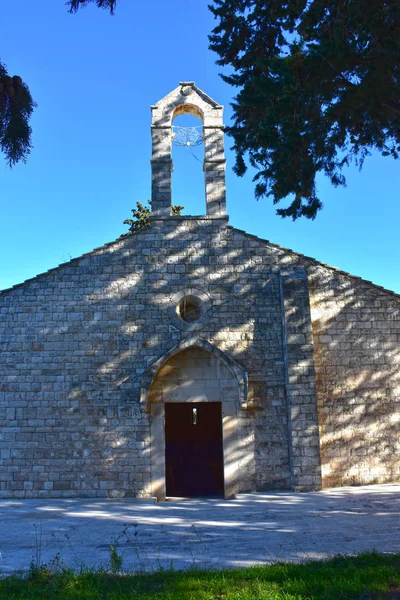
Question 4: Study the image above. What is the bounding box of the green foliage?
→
[109,544,124,574]
[66,0,117,14]
[0,552,399,598]
[0,60,36,167]
[26,553,71,585]
[123,201,151,232]
[124,200,185,233]
[171,204,185,216]
[209,0,400,219]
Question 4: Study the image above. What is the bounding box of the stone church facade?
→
[0,83,399,499]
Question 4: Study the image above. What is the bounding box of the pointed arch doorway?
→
[141,339,248,500]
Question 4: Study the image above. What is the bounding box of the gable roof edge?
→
[0,228,149,296]
[1,223,399,301]
[228,225,400,300]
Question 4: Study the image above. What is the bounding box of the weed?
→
[31,523,43,571]
[27,553,70,584]
[187,523,210,568]
[109,538,124,574]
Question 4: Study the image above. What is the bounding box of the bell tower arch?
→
[150,82,227,218]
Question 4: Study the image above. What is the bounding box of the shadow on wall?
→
[309,272,400,487]
[0,217,399,498]
[1,218,291,497]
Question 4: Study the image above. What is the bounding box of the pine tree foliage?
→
[67,0,117,14]
[0,60,36,167]
[124,201,185,233]
[209,0,400,219]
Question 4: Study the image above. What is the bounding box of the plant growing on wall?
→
[123,200,184,233]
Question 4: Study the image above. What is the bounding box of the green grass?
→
[1,552,399,599]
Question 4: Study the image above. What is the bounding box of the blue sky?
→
[1,0,400,293]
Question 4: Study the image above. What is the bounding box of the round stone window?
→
[168,288,212,331]
[177,295,202,323]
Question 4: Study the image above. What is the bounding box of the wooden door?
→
[165,402,224,497]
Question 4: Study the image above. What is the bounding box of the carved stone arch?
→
[150,81,227,218]
[171,103,204,123]
[142,338,247,500]
[140,337,248,412]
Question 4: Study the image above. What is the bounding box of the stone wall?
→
[149,347,237,405]
[308,266,400,487]
[0,218,293,498]
[0,217,398,498]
